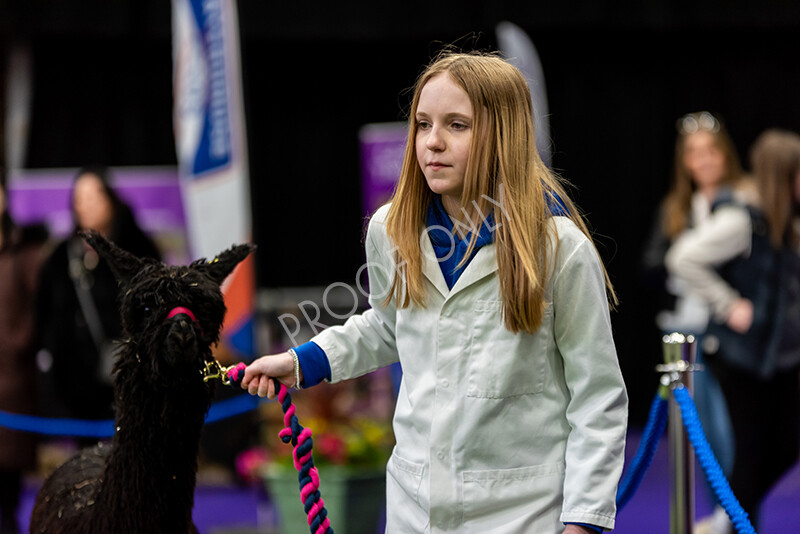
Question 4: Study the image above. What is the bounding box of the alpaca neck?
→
[93,365,210,533]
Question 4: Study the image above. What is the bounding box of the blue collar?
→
[424,190,568,289]
[426,195,495,289]
[546,189,569,216]
[426,195,495,249]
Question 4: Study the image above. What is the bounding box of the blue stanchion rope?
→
[673,385,756,534]
[616,391,669,511]
[0,393,261,438]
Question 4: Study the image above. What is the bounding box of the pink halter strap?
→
[166,306,198,322]
[165,306,204,336]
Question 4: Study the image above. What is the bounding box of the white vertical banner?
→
[172,0,250,259]
[496,21,552,168]
[5,43,33,171]
[172,0,256,356]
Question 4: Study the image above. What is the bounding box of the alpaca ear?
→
[81,230,145,285]
[202,243,256,285]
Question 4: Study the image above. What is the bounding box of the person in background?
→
[0,175,48,534]
[641,111,741,524]
[643,111,744,335]
[667,129,800,533]
[35,166,160,423]
[240,51,628,533]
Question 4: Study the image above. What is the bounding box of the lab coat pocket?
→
[467,300,550,398]
[462,462,564,530]
[386,451,429,531]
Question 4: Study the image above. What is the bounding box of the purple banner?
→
[359,122,407,216]
[7,167,190,265]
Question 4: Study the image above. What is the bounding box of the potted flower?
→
[244,369,396,533]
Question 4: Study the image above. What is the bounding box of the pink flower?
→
[316,433,347,465]
[235,447,270,484]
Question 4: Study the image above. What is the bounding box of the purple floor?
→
[15,428,800,533]
[613,430,800,534]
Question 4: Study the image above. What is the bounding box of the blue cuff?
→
[565,523,604,533]
[293,341,331,388]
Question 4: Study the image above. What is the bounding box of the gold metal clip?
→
[202,360,233,386]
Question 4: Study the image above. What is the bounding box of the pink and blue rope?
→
[226,363,333,534]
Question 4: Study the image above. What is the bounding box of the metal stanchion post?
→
[659,333,697,534]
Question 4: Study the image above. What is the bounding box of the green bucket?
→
[261,465,385,533]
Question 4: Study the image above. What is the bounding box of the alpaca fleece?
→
[30,231,254,534]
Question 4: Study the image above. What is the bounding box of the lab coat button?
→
[437,451,445,460]
[440,379,449,388]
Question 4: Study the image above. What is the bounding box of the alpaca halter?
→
[165,306,204,336]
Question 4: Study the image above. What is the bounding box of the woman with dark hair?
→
[0,177,48,534]
[35,166,160,422]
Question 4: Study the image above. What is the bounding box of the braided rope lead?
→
[616,391,669,511]
[226,363,334,534]
[672,385,756,534]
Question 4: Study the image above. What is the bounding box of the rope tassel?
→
[225,363,334,534]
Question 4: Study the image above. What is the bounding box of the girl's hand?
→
[563,525,597,534]
[726,297,753,334]
[240,352,296,398]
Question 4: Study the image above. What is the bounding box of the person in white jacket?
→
[242,51,628,534]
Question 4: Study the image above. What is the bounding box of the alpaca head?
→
[81,230,255,384]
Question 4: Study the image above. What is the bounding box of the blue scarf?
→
[426,195,495,289]
[425,190,568,289]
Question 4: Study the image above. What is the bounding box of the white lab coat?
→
[312,204,628,533]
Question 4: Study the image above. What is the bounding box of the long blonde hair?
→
[384,51,615,334]
[662,112,742,239]
[749,129,800,248]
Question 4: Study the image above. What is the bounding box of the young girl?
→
[242,51,628,533]
[667,129,800,532]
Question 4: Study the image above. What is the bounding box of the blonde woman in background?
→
[641,112,742,523]
[667,129,800,533]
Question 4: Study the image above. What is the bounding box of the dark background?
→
[3,0,800,423]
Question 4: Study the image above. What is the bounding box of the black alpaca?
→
[30,231,255,534]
